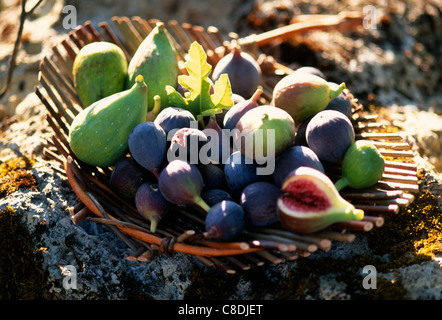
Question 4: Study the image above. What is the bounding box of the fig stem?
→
[335,177,350,191]
[146,95,162,120]
[203,228,218,240]
[329,82,346,100]
[351,208,365,221]
[150,217,159,233]
[250,88,263,103]
[232,44,242,58]
[194,196,211,213]
[151,94,162,115]
[152,167,161,180]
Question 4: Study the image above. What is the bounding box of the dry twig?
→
[0,0,44,100]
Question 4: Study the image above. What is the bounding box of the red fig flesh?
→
[277,167,364,234]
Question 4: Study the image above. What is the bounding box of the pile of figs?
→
[69,25,386,242]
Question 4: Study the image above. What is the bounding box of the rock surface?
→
[1,0,441,300]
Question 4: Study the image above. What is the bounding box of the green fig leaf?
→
[165,41,234,121]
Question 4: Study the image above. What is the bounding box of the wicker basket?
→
[36,16,419,273]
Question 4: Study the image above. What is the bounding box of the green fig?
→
[272,72,345,124]
[335,140,385,191]
[73,41,128,107]
[69,75,148,168]
[127,22,179,110]
[277,166,364,234]
[233,105,295,163]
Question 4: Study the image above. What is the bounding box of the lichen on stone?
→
[0,156,37,198]
[367,182,442,263]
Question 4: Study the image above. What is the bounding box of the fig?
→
[154,106,196,136]
[224,151,262,196]
[273,145,324,187]
[240,182,281,227]
[128,121,167,179]
[232,93,246,104]
[335,140,385,191]
[127,22,179,109]
[69,75,148,168]
[198,163,228,190]
[223,88,263,131]
[73,41,127,108]
[205,200,245,241]
[272,72,345,124]
[135,182,169,233]
[109,157,154,201]
[202,189,233,207]
[293,66,325,79]
[202,116,231,164]
[158,159,210,212]
[146,95,163,122]
[324,83,353,119]
[216,93,246,125]
[306,110,355,163]
[293,116,312,147]
[234,105,295,163]
[212,44,262,99]
[214,94,243,128]
[167,127,209,164]
[277,166,364,234]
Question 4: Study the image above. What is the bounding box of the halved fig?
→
[277,166,364,234]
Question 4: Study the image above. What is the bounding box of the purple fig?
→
[293,117,312,147]
[324,83,353,119]
[154,106,196,136]
[202,116,231,164]
[240,181,281,227]
[223,88,263,131]
[212,44,262,99]
[293,66,326,79]
[128,121,167,179]
[306,110,355,163]
[232,93,246,104]
[135,182,169,233]
[202,188,233,207]
[224,151,263,196]
[215,93,246,127]
[167,127,209,165]
[158,160,210,212]
[273,145,324,187]
[205,200,245,241]
[109,157,155,201]
[198,163,228,190]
